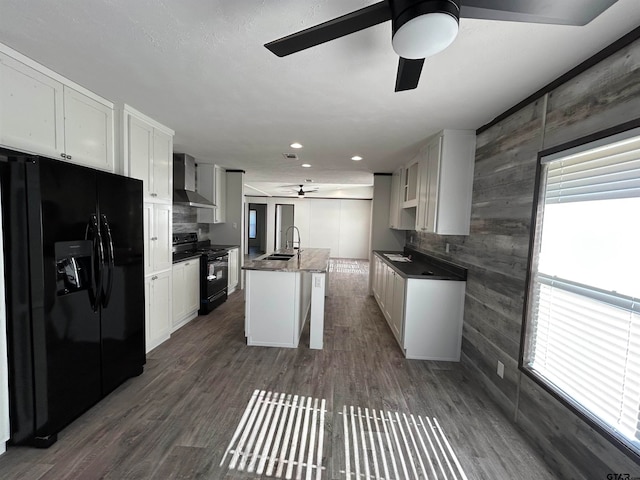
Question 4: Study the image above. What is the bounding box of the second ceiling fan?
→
[264,0,618,92]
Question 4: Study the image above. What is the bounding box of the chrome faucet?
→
[285,225,301,257]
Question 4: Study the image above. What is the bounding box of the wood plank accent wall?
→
[406,35,640,478]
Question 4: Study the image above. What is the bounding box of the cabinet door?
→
[228,248,239,290]
[416,136,441,232]
[153,203,172,272]
[371,256,379,298]
[384,268,395,321]
[143,204,154,275]
[424,137,441,232]
[63,86,114,172]
[146,271,171,353]
[389,169,402,228]
[185,260,201,312]
[144,203,172,275]
[403,160,419,207]
[214,165,226,223]
[128,115,154,199]
[152,129,173,202]
[391,273,405,342]
[378,261,386,308]
[0,52,64,157]
[196,163,215,223]
[172,262,186,321]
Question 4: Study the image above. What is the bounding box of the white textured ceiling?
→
[1,1,639,196]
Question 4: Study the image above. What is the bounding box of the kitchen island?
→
[242,248,330,349]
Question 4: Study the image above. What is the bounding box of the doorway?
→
[247,203,267,257]
[275,204,295,250]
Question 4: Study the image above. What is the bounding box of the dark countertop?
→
[373,249,467,281]
[243,248,330,273]
[209,244,240,251]
[172,253,202,264]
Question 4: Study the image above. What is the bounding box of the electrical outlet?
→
[315,276,322,288]
[497,360,504,379]
[445,243,450,253]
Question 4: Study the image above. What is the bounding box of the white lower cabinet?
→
[228,247,239,293]
[145,271,172,353]
[245,270,311,348]
[372,253,466,361]
[390,272,405,343]
[172,259,200,331]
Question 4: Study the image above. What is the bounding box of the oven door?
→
[199,254,228,314]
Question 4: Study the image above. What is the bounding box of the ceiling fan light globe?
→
[392,12,458,59]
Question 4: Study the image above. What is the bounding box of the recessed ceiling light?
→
[290,142,303,149]
[351,155,363,161]
[301,164,311,168]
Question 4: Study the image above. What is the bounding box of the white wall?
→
[370,174,406,252]
[245,197,372,259]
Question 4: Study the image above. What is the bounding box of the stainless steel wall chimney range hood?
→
[173,153,215,209]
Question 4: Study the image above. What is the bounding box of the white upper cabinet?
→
[196,163,226,224]
[0,48,115,172]
[415,130,476,235]
[0,53,64,157]
[402,159,419,208]
[389,167,416,230]
[124,105,174,203]
[62,86,113,171]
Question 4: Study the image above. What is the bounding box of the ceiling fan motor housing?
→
[391,0,461,59]
[391,0,461,34]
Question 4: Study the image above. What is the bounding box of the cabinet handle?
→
[151,193,158,197]
[185,262,190,266]
[60,153,71,159]
[151,275,158,280]
[151,236,158,241]
[67,155,72,160]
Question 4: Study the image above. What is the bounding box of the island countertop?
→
[243,248,330,273]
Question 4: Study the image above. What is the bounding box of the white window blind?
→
[525,128,640,452]
[530,275,640,443]
[543,134,640,202]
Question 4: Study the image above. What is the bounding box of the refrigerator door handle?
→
[100,214,115,308]
[86,214,104,312]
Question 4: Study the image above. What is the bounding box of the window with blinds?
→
[522,126,640,457]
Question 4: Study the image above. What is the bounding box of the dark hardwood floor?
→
[0,260,558,479]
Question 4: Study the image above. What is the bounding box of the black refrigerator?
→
[0,149,145,447]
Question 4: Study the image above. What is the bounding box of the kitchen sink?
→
[264,253,295,260]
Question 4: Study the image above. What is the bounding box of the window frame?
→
[520,118,640,465]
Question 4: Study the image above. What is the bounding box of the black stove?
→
[172,232,228,314]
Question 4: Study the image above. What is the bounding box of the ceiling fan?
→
[265,0,619,92]
[288,184,319,196]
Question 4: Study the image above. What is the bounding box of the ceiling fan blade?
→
[265,1,392,57]
[460,0,619,26]
[395,57,425,92]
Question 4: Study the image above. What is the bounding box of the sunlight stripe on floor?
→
[328,259,369,274]
[221,390,327,479]
[340,407,469,480]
